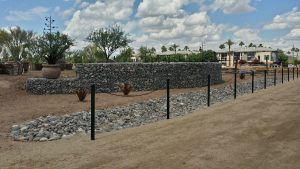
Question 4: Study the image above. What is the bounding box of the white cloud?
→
[60,8,76,19]
[210,0,255,14]
[63,0,226,51]
[136,0,197,17]
[234,28,261,42]
[285,29,300,40]
[80,2,89,8]
[63,0,135,48]
[184,12,209,25]
[263,7,300,30]
[5,7,48,21]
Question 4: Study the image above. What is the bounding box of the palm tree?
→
[295,48,299,57]
[239,41,244,48]
[170,44,179,54]
[219,44,225,50]
[161,45,167,53]
[184,45,189,51]
[291,46,296,57]
[225,39,234,67]
[248,42,254,47]
[258,44,263,47]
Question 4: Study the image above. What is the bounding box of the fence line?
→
[90,68,299,140]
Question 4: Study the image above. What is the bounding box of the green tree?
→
[258,44,263,47]
[225,39,234,67]
[161,45,167,53]
[219,44,225,50]
[87,25,132,62]
[295,48,299,56]
[170,44,179,54]
[116,47,134,62]
[239,41,244,47]
[0,27,35,61]
[150,47,156,53]
[37,32,73,64]
[248,43,254,47]
[82,44,105,63]
[184,45,189,51]
[277,50,288,64]
[200,50,218,62]
[139,46,151,62]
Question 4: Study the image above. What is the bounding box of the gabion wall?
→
[26,63,222,94]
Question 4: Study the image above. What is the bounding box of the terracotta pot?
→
[42,64,61,79]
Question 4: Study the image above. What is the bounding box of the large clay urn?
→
[42,64,61,79]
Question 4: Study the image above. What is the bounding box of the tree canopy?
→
[87,25,132,62]
[219,44,225,50]
[37,32,73,64]
[161,45,167,53]
[0,26,35,61]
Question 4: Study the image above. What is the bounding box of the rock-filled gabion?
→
[26,63,222,94]
[12,77,287,142]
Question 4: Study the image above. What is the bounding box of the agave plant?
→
[118,82,133,96]
[75,88,88,102]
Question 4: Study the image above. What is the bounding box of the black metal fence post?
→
[274,69,276,86]
[288,68,290,82]
[252,71,254,93]
[234,71,237,99]
[264,70,267,89]
[91,84,95,140]
[207,74,210,107]
[282,67,284,84]
[293,67,295,80]
[167,79,170,119]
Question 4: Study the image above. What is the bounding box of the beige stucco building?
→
[216,47,278,67]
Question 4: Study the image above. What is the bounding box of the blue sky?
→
[0,0,300,51]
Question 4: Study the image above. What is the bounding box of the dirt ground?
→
[1,70,260,150]
[0,74,299,168]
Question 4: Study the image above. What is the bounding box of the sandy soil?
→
[0,75,299,168]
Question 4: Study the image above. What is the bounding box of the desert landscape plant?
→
[87,25,132,62]
[75,88,88,101]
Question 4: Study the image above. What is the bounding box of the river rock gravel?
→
[11,77,288,142]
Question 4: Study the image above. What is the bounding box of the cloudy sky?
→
[1,0,300,52]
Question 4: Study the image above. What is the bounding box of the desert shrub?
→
[118,83,133,96]
[252,59,260,65]
[239,60,247,64]
[75,88,88,101]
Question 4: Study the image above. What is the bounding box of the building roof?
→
[156,50,199,56]
[216,47,277,53]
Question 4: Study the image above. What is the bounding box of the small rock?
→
[39,137,48,142]
[33,137,41,142]
[77,128,84,133]
[49,135,60,141]
[20,126,28,132]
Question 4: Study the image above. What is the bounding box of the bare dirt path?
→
[1,78,299,168]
